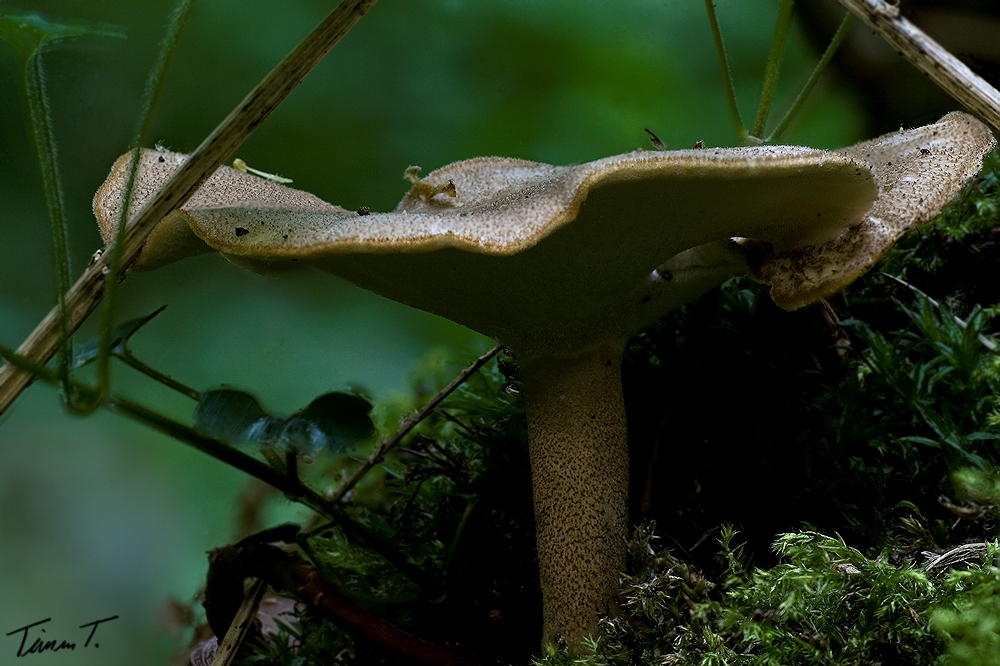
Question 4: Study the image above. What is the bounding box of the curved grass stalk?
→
[3,16,126,404]
[767,12,853,142]
[24,51,72,390]
[707,3,853,145]
[704,0,748,144]
[750,0,795,139]
[85,0,199,413]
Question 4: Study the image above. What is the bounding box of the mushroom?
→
[93,112,995,645]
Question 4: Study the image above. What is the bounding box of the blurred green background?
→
[0,0,894,662]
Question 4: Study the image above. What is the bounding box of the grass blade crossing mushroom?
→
[93,111,995,645]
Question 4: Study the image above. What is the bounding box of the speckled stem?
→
[518,344,629,646]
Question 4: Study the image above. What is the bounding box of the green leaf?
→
[193,388,276,447]
[897,435,941,449]
[283,392,375,456]
[72,305,168,368]
[193,389,374,458]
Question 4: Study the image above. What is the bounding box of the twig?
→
[236,544,483,666]
[118,348,202,401]
[425,437,466,470]
[836,0,1000,133]
[327,344,502,505]
[2,345,438,590]
[210,578,267,666]
[107,392,438,592]
[104,393,342,516]
[443,499,477,581]
[397,447,450,466]
[0,0,378,415]
[432,408,476,436]
[923,542,989,571]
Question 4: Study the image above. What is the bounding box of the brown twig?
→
[209,578,267,666]
[836,0,1000,133]
[327,344,503,505]
[104,393,341,517]
[638,407,668,522]
[923,542,990,571]
[243,544,483,666]
[0,0,378,415]
[107,394,434,591]
[108,392,440,594]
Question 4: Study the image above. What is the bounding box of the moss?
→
[536,530,1000,666]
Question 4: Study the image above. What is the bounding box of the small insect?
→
[357,206,371,216]
[643,128,667,151]
[235,227,249,237]
[404,166,457,202]
[232,158,293,184]
[692,140,705,149]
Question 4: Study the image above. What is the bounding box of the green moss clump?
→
[536,529,1000,666]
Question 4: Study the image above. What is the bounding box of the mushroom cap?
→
[95,143,877,351]
[746,111,997,308]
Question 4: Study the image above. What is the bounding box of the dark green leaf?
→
[72,305,168,368]
[897,436,941,448]
[193,388,279,447]
[193,389,374,457]
[283,393,373,457]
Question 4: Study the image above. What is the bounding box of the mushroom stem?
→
[518,343,629,645]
